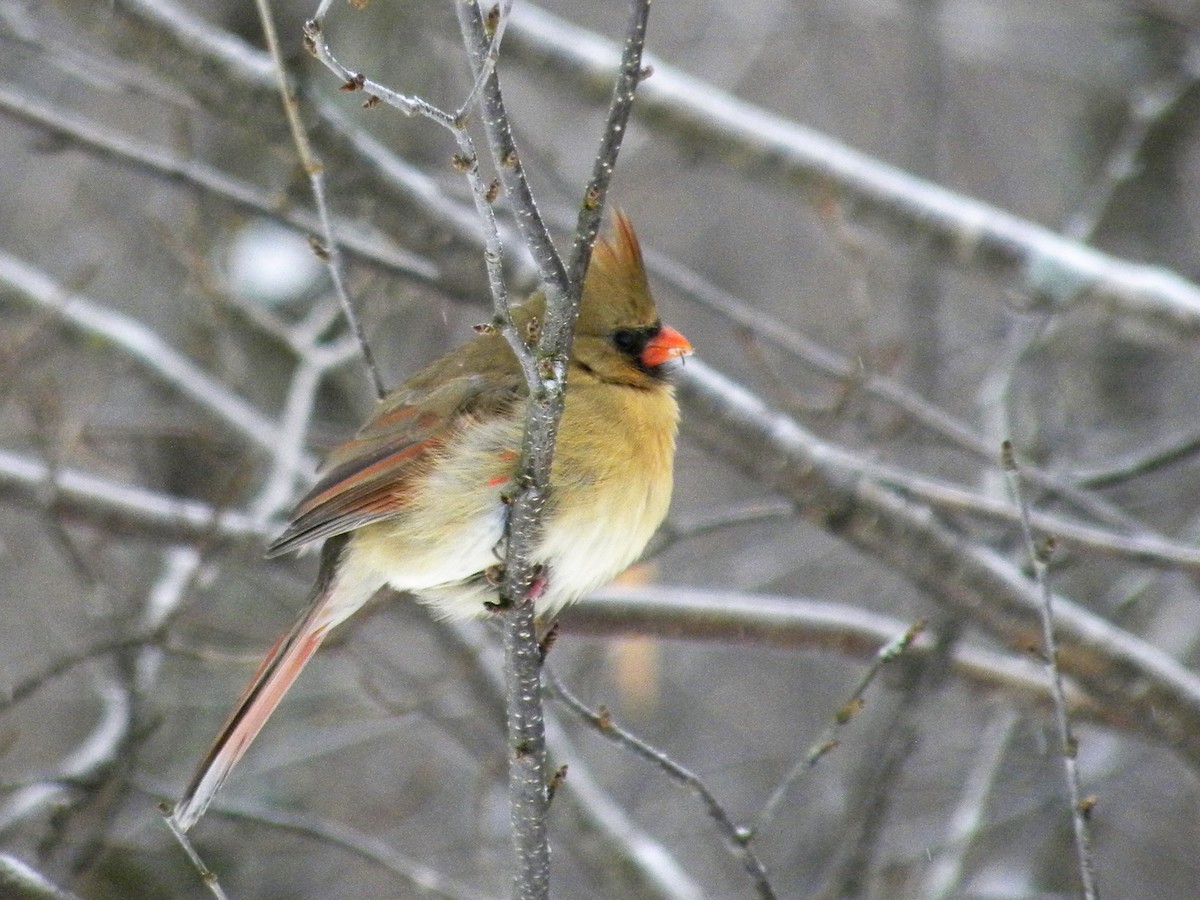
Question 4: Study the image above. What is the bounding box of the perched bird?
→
[172,213,693,832]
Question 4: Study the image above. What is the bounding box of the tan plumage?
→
[172,213,692,831]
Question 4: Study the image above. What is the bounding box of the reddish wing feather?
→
[267,433,443,555]
[268,369,524,557]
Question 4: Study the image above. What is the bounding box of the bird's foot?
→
[537,620,560,663]
[480,563,546,613]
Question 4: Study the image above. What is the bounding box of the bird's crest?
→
[578,211,657,334]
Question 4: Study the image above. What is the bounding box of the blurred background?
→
[2,0,1200,897]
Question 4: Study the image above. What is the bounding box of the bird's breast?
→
[534,381,679,616]
[347,380,679,621]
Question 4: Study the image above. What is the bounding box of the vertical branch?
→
[255,0,386,399]
[546,669,777,899]
[560,0,653,328]
[752,619,926,837]
[454,1,653,897]
[454,6,559,896]
[1003,440,1099,900]
[302,9,540,390]
[454,3,567,301]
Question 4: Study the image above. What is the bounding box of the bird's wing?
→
[268,367,525,556]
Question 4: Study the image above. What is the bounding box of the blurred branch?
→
[540,717,703,900]
[1004,444,1098,899]
[648,498,796,556]
[753,620,926,838]
[859,458,1200,573]
[114,0,276,91]
[648,250,1150,533]
[439,620,704,900]
[1063,39,1200,241]
[149,550,229,900]
[675,359,1200,767]
[1071,425,1200,489]
[0,249,304,458]
[0,677,131,837]
[0,630,157,715]
[198,802,492,900]
[919,707,1020,899]
[507,4,1200,334]
[0,855,84,900]
[110,0,505,268]
[0,447,263,544]
[568,587,1115,727]
[255,0,386,399]
[546,669,778,900]
[0,85,436,282]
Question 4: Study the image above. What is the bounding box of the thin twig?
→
[1002,440,1099,900]
[0,84,437,282]
[302,10,539,390]
[161,805,231,900]
[0,447,263,544]
[752,619,926,837]
[920,706,1020,899]
[561,0,652,310]
[254,0,385,399]
[455,1,516,120]
[506,4,1200,335]
[676,359,1200,768]
[546,669,778,900]
[455,5,566,301]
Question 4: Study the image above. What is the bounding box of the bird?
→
[172,212,693,832]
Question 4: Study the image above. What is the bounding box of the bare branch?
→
[918,707,1021,899]
[0,85,437,282]
[676,359,1200,768]
[0,447,263,544]
[647,249,1151,534]
[752,620,926,837]
[0,854,85,900]
[546,669,777,899]
[567,587,1114,727]
[255,0,386,398]
[1003,442,1099,899]
[507,4,1200,335]
[0,251,291,455]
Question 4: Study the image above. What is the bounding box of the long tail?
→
[172,535,355,832]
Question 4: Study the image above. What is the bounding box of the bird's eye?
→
[611,328,647,355]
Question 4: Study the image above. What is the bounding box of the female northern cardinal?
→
[172,213,692,831]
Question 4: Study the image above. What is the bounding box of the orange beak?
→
[641,323,694,369]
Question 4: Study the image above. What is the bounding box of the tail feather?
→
[172,536,352,832]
